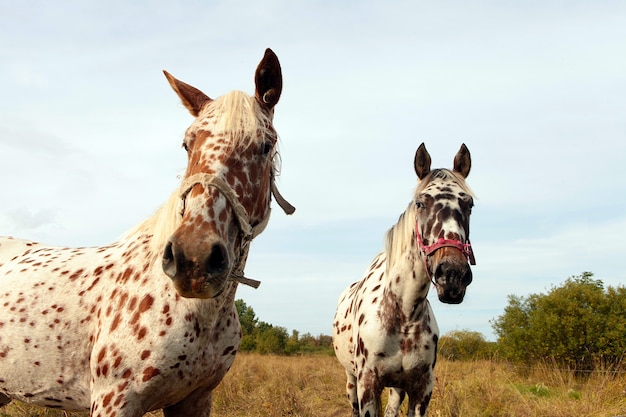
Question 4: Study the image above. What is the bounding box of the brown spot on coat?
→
[142,366,160,382]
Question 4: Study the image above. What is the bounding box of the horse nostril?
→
[162,241,177,278]
[434,262,449,282]
[462,267,473,286]
[163,241,174,263]
[205,243,228,276]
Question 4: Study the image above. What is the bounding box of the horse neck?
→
[382,208,431,320]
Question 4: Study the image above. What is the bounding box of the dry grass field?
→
[2,353,625,417]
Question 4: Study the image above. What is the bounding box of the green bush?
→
[491,272,626,370]
[438,329,496,360]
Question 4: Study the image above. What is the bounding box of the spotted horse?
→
[0,48,295,417]
[333,143,476,417]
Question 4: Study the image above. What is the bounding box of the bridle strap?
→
[271,179,296,215]
[178,172,295,288]
[415,220,476,285]
[180,174,253,238]
[419,237,476,266]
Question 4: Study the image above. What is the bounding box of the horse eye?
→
[416,201,424,209]
[262,141,273,155]
[182,142,189,152]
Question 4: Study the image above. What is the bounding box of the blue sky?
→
[1,0,625,340]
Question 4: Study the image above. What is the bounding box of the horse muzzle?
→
[433,258,472,304]
[162,239,231,299]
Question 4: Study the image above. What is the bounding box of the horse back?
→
[0,236,99,410]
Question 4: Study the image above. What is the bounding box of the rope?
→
[177,172,294,289]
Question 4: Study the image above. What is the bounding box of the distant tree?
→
[235,299,258,351]
[318,334,333,349]
[235,299,258,335]
[299,333,318,348]
[491,272,626,369]
[438,330,495,361]
[255,322,289,354]
[234,299,334,355]
[285,330,301,355]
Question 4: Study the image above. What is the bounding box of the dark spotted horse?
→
[0,48,295,417]
[333,144,476,417]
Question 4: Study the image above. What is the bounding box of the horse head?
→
[161,49,291,299]
[413,143,475,304]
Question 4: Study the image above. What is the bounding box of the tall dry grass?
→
[430,359,626,417]
[211,353,346,416]
[2,354,625,416]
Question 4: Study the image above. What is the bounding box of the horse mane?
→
[122,90,280,255]
[202,90,282,176]
[384,205,417,273]
[200,90,276,151]
[385,168,473,272]
[121,191,182,256]
[416,168,473,196]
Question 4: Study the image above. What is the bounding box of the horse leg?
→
[0,393,11,407]
[406,379,434,417]
[163,387,213,417]
[383,388,405,417]
[356,369,382,417]
[406,391,432,417]
[344,371,359,417]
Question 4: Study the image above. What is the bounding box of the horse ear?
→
[255,48,282,110]
[414,143,432,179]
[453,143,471,178]
[163,70,212,117]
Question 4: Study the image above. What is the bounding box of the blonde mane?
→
[123,90,280,255]
[199,91,275,150]
[416,169,473,196]
[384,205,417,273]
[385,169,473,272]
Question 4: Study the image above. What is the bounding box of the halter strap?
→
[415,220,476,285]
[418,235,476,265]
[180,174,253,236]
[178,172,295,288]
[271,177,296,215]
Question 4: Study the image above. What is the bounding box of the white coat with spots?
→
[0,48,293,417]
[333,144,476,417]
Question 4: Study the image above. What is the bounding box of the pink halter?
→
[415,220,476,284]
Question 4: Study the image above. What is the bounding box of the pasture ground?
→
[2,353,624,416]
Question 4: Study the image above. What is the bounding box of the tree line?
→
[236,272,626,371]
[235,299,333,355]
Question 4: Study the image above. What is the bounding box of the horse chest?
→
[100,306,241,413]
[0,239,242,411]
[90,285,242,383]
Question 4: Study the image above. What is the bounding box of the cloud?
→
[0,208,59,235]
[7,64,48,87]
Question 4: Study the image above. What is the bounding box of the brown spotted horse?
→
[0,48,294,417]
[333,143,475,417]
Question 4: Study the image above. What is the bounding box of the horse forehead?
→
[190,123,263,160]
[425,178,464,194]
[188,130,228,164]
[422,181,467,206]
[421,181,469,231]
